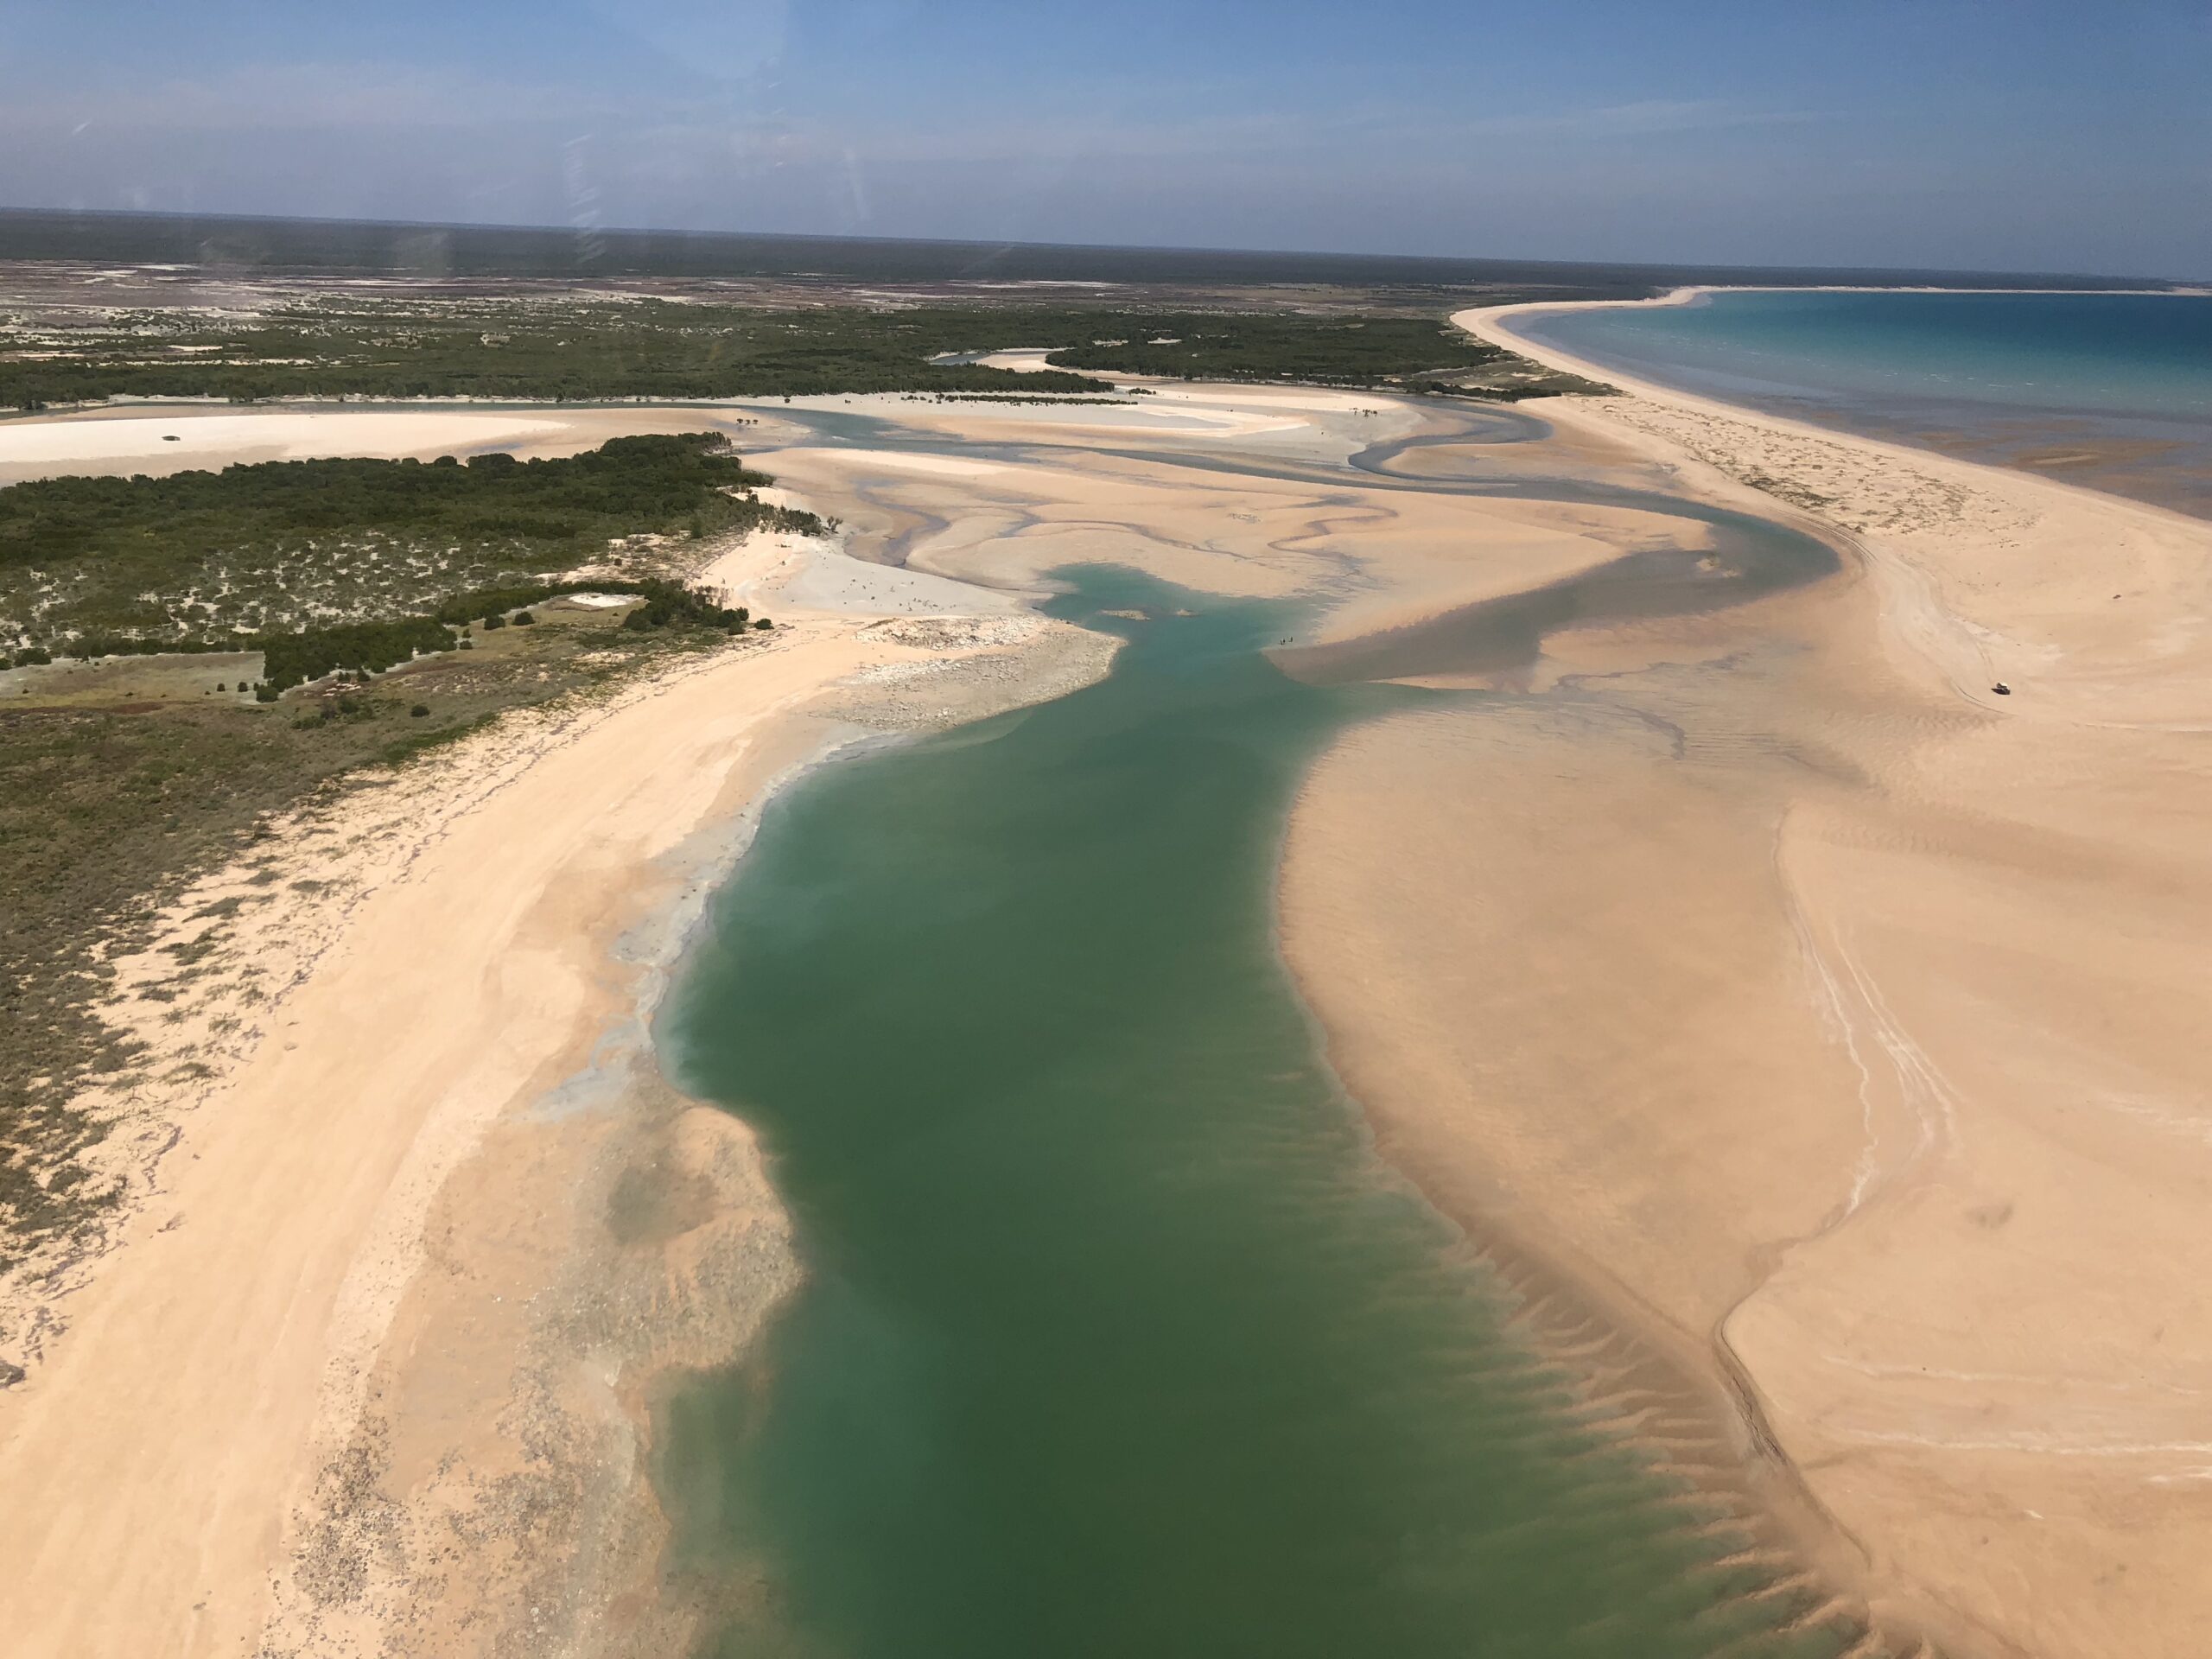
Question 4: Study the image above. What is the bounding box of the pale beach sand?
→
[0,402,795,486]
[1274,305,2212,1657]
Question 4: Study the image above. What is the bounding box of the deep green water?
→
[655,561,1856,1658]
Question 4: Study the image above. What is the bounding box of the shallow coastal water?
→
[1516,289,2212,518]
[656,543,1859,1656]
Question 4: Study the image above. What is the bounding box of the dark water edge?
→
[652,550,1872,1658]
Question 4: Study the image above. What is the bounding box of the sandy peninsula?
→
[1275,304,2212,1658]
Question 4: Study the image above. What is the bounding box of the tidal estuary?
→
[655,406,1859,1654]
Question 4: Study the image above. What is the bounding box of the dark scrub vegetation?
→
[0,433,813,652]
[1044,313,1608,397]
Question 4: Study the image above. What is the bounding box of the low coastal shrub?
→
[613,580,754,632]
[63,634,238,663]
[375,711,498,766]
[257,617,457,691]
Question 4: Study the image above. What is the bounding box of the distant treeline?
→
[0,303,1118,410]
[5,207,2167,290]
[0,209,1668,289]
[1041,314,1594,396]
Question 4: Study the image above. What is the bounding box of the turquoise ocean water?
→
[1515,289,2212,518]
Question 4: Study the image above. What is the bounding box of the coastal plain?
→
[0,305,2203,1659]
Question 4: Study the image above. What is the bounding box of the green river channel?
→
[655,415,1862,1657]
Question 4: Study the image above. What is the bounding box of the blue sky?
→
[2,1,2206,276]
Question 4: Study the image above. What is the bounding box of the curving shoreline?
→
[1269,301,2212,1656]
[1477,286,2212,523]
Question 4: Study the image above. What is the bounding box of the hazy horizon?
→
[1,1,2207,281]
[6,202,2195,289]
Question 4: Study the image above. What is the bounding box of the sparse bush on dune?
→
[0,428,816,1259]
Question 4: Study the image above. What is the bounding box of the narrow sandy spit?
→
[1273,306,2212,1658]
[0,402,799,486]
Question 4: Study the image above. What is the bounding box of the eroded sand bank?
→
[1275,308,2212,1658]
